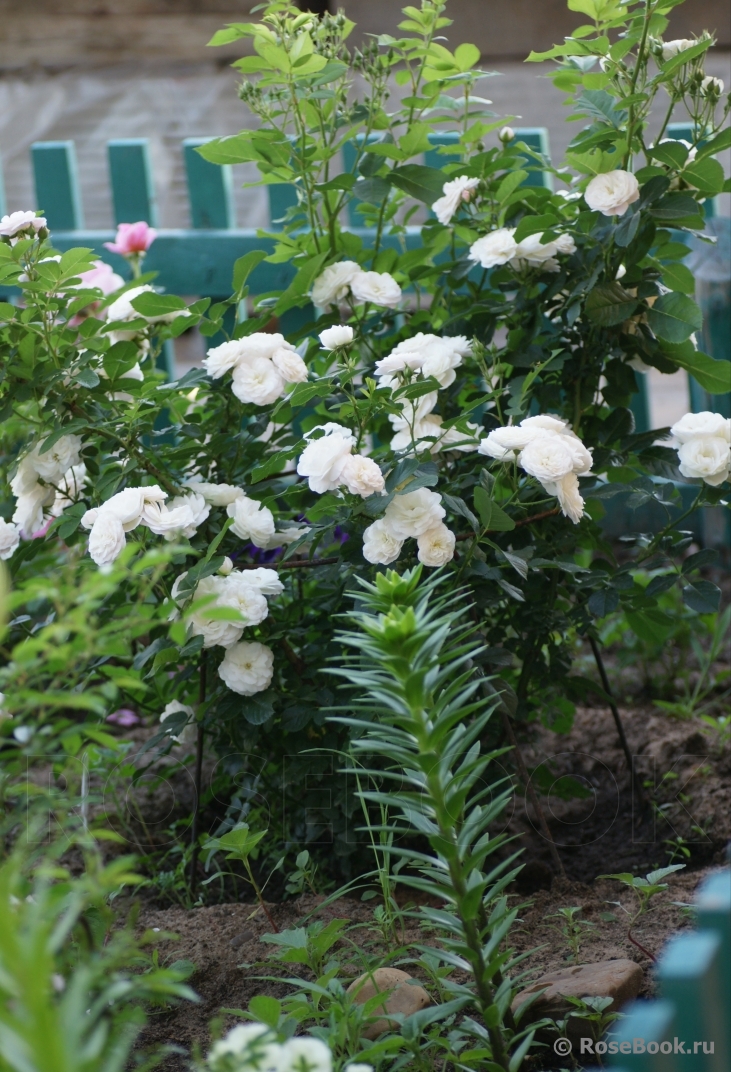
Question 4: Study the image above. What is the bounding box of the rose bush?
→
[0,0,729,870]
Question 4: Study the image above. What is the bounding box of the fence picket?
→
[107,139,157,226]
[183,140,234,230]
[31,141,84,230]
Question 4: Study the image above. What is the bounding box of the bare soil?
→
[130,704,730,1070]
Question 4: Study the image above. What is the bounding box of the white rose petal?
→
[340,455,385,498]
[231,357,285,406]
[661,38,695,62]
[432,175,480,225]
[187,576,244,649]
[543,472,585,524]
[677,437,730,486]
[218,641,274,696]
[209,1023,282,1066]
[670,411,731,444]
[280,1037,333,1072]
[478,425,543,459]
[319,324,354,349]
[383,487,445,540]
[519,435,577,483]
[362,519,404,565]
[226,496,276,549]
[296,426,355,494]
[88,513,127,566]
[272,347,308,384]
[585,170,640,217]
[0,519,20,560]
[184,481,244,506]
[350,270,402,308]
[311,261,361,306]
[204,340,248,379]
[219,556,234,576]
[237,567,284,597]
[701,75,724,96]
[417,523,456,567]
[0,210,46,237]
[51,463,88,517]
[469,228,518,269]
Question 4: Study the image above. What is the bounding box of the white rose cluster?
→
[0,210,46,242]
[203,332,308,406]
[10,434,84,537]
[206,1022,352,1072]
[374,334,482,454]
[670,411,730,486]
[187,479,306,551]
[311,261,401,308]
[172,566,283,651]
[469,228,576,272]
[479,415,593,524]
[584,170,640,217]
[432,175,480,225]
[363,488,455,568]
[105,284,190,354]
[296,424,385,498]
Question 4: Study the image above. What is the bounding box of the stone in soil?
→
[347,967,431,1039]
[512,959,643,1041]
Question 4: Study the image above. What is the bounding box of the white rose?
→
[311,261,361,306]
[184,481,244,506]
[30,434,83,483]
[160,700,197,747]
[231,357,285,405]
[101,485,167,532]
[296,426,355,494]
[468,228,518,269]
[0,519,20,560]
[350,270,402,308]
[553,232,577,255]
[218,641,274,696]
[319,325,354,349]
[432,175,480,225]
[383,487,445,539]
[499,126,515,142]
[362,519,403,565]
[226,496,276,548]
[51,463,87,517]
[106,285,154,325]
[542,472,585,524]
[512,233,560,270]
[585,170,640,217]
[219,556,234,575]
[280,1037,332,1072]
[661,38,695,61]
[221,573,270,627]
[670,411,730,444]
[677,437,730,486]
[417,523,456,567]
[88,512,127,566]
[209,1023,281,1066]
[143,493,209,540]
[520,414,572,436]
[340,455,385,497]
[9,455,40,497]
[0,210,46,237]
[204,340,248,379]
[187,576,244,649]
[389,391,439,428]
[519,435,576,483]
[237,567,284,597]
[12,485,54,536]
[701,75,724,96]
[271,347,308,384]
[478,425,543,459]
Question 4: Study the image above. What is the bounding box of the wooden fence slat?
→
[31,141,83,230]
[0,150,6,217]
[608,999,679,1070]
[183,139,234,230]
[107,139,157,226]
[657,931,727,1072]
[696,870,731,1021]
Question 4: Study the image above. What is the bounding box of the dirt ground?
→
[129,703,730,1069]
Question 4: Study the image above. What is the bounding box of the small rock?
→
[347,967,431,1039]
[229,929,254,950]
[512,959,643,1042]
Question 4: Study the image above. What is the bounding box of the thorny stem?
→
[623,0,654,169]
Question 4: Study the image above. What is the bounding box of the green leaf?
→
[74,367,100,389]
[241,692,275,726]
[646,292,702,343]
[575,89,627,129]
[474,487,515,532]
[659,261,695,294]
[388,165,446,205]
[130,292,187,317]
[495,170,528,203]
[232,251,267,293]
[353,177,391,204]
[625,609,674,644]
[681,157,725,194]
[696,126,731,160]
[660,340,731,394]
[196,133,259,166]
[454,42,481,71]
[651,193,699,220]
[682,580,721,614]
[585,282,638,326]
[248,996,281,1028]
[512,214,560,243]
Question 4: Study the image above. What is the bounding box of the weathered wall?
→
[0,0,728,70]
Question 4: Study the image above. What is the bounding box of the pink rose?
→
[77,260,124,296]
[104,221,157,256]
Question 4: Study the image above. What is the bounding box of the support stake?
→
[589,635,645,815]
[189,655,207,896]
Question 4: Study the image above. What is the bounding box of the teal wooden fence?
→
[607,867,730,1072]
